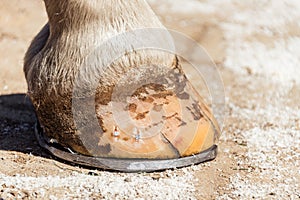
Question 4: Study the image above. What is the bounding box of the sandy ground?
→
[0,0,299,199]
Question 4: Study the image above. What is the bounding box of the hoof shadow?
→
[0,94,49,157]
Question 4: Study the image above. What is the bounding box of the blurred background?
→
[1,0,299,93]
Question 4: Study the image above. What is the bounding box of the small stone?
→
[151,174,161,180]
[88,171,99,176]
[124,177,131,182]
[295,119,300,131]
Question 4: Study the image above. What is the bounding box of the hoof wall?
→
[35,122,218,172]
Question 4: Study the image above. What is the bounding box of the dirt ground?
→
[0,0,299,199]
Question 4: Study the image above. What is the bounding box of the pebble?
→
[295,119,300,130]
[150,174,161,181]
[87,171,99,176]
[124,177,132,182]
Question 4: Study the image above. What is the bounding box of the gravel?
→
[0,170,196,199]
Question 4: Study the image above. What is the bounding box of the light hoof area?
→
[35,122,218,172]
